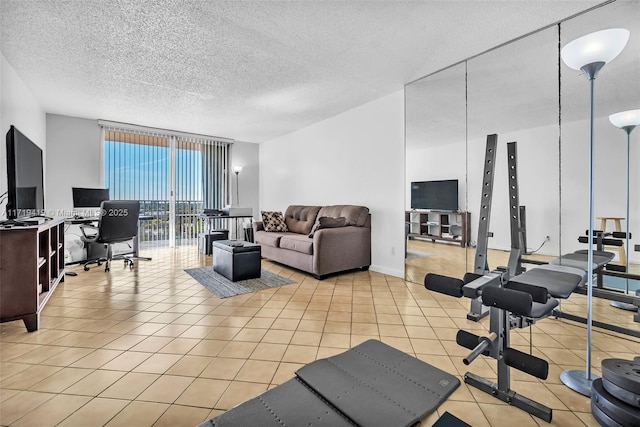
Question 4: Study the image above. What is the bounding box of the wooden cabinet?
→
[406,210,470,248]
[0,219,65,331]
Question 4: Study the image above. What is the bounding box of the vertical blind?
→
[101,123,231,248]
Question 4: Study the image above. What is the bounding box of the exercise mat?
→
[200,378,353,427]
[199,339,460,427]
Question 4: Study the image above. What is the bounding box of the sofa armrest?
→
[253,221,265,232]
[313,226,371,276]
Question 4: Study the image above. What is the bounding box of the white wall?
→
[405,141,467,211]
[46,114,102,212]
[230,141,259,222]
[260,90,405,278]
[1,52,46,215]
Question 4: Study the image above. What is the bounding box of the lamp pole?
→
[609,109,640,310]
[559,28,629,397]
[233,166,243,206]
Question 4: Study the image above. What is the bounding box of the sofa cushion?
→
[255,231,284,248]
[317,205,369,227]
[309,216,347,238]
[284,205,321,234]
[261,211,288,232]
[279,234,314,255]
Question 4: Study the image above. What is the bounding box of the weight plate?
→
[591,400,624,427]
[602,359,640,395]
[592,378,640,427]
[603,377,640,409]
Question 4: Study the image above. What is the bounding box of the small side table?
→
[597,216,626,266]
[598,216,624,233]
[213,240,261,281]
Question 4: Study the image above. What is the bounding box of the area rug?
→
[185,266,296,298]
[406,250,433,260]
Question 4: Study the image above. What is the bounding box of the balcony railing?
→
[139,199,206,246]
[137,200,250,247]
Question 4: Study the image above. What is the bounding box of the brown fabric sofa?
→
[253,205,371,279]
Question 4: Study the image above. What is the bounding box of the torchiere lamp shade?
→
[560,28,629,71]
[609,109,640,131]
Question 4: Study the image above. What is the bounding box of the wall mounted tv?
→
[5,126,45,220]
[411,179,458,211]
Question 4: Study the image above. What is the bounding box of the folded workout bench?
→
[198,339,460,427]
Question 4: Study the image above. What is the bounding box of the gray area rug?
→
[406,250,433,260]
[185,266,296,298]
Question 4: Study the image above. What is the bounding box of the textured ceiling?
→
[0,0,605,142]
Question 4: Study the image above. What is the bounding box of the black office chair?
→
[80,200,141,272]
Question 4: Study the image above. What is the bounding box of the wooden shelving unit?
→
[406,210,470,248]
[0,218,65,331]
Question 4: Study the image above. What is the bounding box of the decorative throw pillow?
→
[309,216,347,238]
[261,211,288,232]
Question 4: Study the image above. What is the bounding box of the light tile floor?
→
[0,245,638,426]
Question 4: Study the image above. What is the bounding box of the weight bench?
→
[424,250,614,423]
[199,339,460,427]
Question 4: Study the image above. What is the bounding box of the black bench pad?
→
[296,339,460,427]
[509,264,586,299]
[550,250,614,271]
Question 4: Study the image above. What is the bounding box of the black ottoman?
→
[213,240,261,282]
[198,230,230,255]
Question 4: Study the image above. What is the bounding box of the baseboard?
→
[370,264,404,278]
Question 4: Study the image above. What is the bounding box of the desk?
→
[200,214,254,241]
[64,215,153,268]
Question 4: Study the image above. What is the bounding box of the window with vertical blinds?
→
[101,123,231,248]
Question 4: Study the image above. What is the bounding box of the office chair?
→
[80,200,141,272]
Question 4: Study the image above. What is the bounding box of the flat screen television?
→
[72,187,110,208]
[411,179,458,211]
[5,126,45,220]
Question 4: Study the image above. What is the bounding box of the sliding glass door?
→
[103,125,230,248]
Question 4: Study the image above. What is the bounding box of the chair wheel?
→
[97,261,102,266]
[105,266,110,272]
[84,266,90,271]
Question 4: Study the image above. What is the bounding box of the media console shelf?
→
[0,218,65,331]
[406,210,470,248]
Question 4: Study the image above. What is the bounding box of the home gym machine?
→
[465,135,640,337]
[425,135,615,422]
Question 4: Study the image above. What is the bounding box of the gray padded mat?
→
[199,378,354,427]
[200,339,460,427]
[296,339,460,427]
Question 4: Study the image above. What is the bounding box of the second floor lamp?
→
[233,166,243,205]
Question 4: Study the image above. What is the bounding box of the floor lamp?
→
[559,28,629,397]
[233,166,243,205]
[609,109,640,311]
